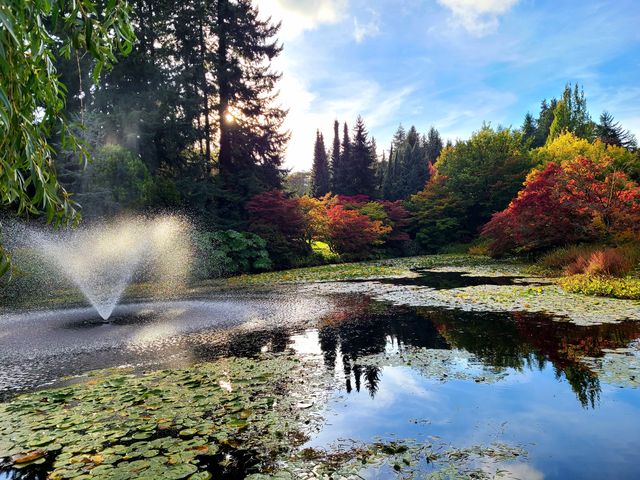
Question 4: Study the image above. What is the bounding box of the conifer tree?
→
[425,127,444,164]
[331,122,352,195]
[310,131,330,197]
[596,111,637,149]
[215,0,289,222]
[534,99,557,147]
[347,116,376,196]
[521,113,537,146]
[383,144,395,200]
[330,120,341,192]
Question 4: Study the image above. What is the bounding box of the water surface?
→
[1,284,640,478]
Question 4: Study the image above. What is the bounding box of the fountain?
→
[12,216,193,319]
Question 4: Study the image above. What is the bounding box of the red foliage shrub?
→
[246,190,310,266]
[380,200,411,243]
[482,156,640,256]
[325,204,391,256]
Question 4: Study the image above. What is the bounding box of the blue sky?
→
[256,0,640,171]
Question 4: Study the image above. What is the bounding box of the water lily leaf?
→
[164,463,198,479]
[12,448,46,463]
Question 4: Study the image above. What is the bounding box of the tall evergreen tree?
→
[383,144,395,200]
[330,120,341,192]
[310,131,330,197]
[521,113,537,146]
[596,111,637,149]
[534,99,557,148]
[347,116,376,196]
[331,122,352,195]
[375,149,388,196]
[215,0,289,225]
[425,127,444,164]
[54,0,289,227]
[399,126,426,196]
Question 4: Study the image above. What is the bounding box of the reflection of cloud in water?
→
[383,367,437,402]
[483,462,545,480]
[289,330,324,355]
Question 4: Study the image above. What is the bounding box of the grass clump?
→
[540,244,639,276]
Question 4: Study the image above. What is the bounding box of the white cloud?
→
[353,10,380,43]
[256,0,348,39]
[277,68,414,170]
[437,0,520,36]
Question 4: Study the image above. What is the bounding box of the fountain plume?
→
[12,215,193,319]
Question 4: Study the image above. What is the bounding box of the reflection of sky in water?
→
[305,358,640,479]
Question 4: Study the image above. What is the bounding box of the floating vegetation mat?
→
[248,439,526,480]
[0,355,331,479]
[582,342,640,389]
[307,278,640,325]
[0,352,532,479]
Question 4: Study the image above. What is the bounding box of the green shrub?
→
[558,275,640,300]
[194,230,272,279]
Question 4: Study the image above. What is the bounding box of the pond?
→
[1,271,640,479]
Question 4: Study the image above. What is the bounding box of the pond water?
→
[2,272,640,478]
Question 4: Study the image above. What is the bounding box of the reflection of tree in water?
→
[317,296,448,397]
[425,308,640,408]
[316,296,640,407]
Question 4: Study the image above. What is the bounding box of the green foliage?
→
[330,117,377,196]
[410,125,532,250]
[285,171,310,197]
[194,230,272,278]
[558,275,640,300]
[0,0,133,229]
[311,241,340,262]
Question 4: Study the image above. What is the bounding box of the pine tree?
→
[383,144,395,200]
[331,122,352,195]
[330,120,341,192]
[392,124,407,147]
[596,111,637,149]
[375,149,387,196]
[348,116,376,196]
[425,127,444,164]
[214,0,289,225]
[521,113,537,146]
[310,131,330,197]
[397,126,425,197]
[534,99,556,147]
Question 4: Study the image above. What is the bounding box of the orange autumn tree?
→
[482,156,640,256]
[297,194,331,247]
[325,204,392,257]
